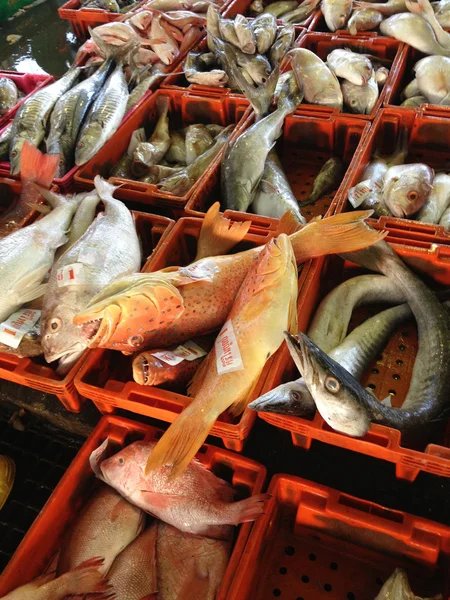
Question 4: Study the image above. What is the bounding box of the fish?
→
[185,124,215,165]
[156,522,232,600]
[132,336,214,386]
[131,95,171,175]
[322,0,353,30]
[0,77,18,115]
[184,52,229,87]
[355,0,407,13]
[149,15,180,65]
[0,174,80,323]
[108,524,158,600]
[0,142,59,239]
[0,122,12,161]
[263,0,297,15]
[288,48,343,109]
[165,130,187,164]
[9,66,81,175]
[73,209,386,353]
[299,157,345,208]
[206,5,221,52]
[0,558,112,600]
[251,148,306,223]
[57,485,144,575]
[250,13,278,54]
[326,49,373,85]
[41,177,141,374]
[342,70,379,114]
[111,153,133,178]
[93,438,269,538]
[439,203,450,227]
[222,77,302,213]
[281,0,321,23]
[416,173,450,223]
[347,8,384,33]
[375,66,390,86]
[143,164,183,183]
[382,163,434,218]
[402,77,420,98]
[218,17,242,48]
[380,13,450,56]
[375,568,443,600]
[415,55,450,104]
[0,455,15,510]
[57,190,100,257]
[142,233,298,478]
[158,125,233,195]
[250,0,265,14]
[126,69,165,113]
[269,25,295,68]
[400,95,427,106]
[406,0,450,49]
[234,14,257,54]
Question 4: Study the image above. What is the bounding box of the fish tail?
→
[94,175,118,202]
[35,187,70,209]
[20,141,59,189]
[195,202,251,260]
[289,211,387,263]
[145,402,219,480]
[224,493,271,525]
[89,26,138,63]
[62,557,110,596]
[276,70,303,115]
[156,93,170,117]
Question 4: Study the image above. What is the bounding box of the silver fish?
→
[250,13,278,54]
[235,14,257,54]
[327,49,373,85]
[322,0,353,30]
[0,77,18,115]
[383,163,434,218]
[184,52,229,87]
[269,25,295,68]
[342,70,379,114]
[347,8,383,33]
[355,0,407,14]
[0,122,12,161]
[415,55,450,104]
[400,95,427,106]
[380,13,450,56]
[185,124,214,165]
[417,172,450,223]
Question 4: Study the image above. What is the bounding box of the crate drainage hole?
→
[396,359,403,366]
[324,584,332,592]
[279,567,287,575]
[330,562,338,570]
[273,589,281,597]
[347,593,356,600]
[308,553,316,561]
[285,546,295,556]
[301,575,310,583]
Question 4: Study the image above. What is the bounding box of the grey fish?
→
[218,18,241,48]
[342,70,379,114]
[185,124,214,165]
[126,70,165,114]
[250,0,264,14]
[263,0,298,16]
[222,76,303,213]
[111,153,133,178]
[143,164,183,184]
[131,95,170,177]
[158,125,233,195]
[269,25,295,68]
[281,0,320,23]
[165,131,186,164]
[402,78,420,99]
[347,8,383,34]
[355,0,407,14]
[251,148,306,223]
[380,13,450,56]
[299,157,344,208]
[439,203,450,228]
[250,13,278,55]
[0,77,18,115]
[0,123,12,161]
[235,14,257,54]
[9,66,81,175]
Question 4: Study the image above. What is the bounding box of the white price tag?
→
[215,320,244,375]
[179,258,219,283]
[127,127,146,157]
[348,178,383,209]
[0,309,41,349]
[152,340,207,366]
[57,263,86,287]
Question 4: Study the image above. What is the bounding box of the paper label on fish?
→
[348,178,383,208]
[215,320,244,375]
[0,309,41,349]
[127,128,147,157]
[152,341,207,366]
[179,259,219,282]
[57,263,86,287]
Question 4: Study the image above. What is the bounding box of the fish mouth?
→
[133,354,150,386]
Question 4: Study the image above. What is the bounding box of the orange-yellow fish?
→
[144,233,298,478]
[74,206,386,355]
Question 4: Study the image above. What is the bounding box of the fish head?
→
[100,441,153,490]
[132,351,163,386]
[75,123,103,167]
[9,135,26,175]
[284,332,372,437]
[248,379,316,417]
[247,57,272,85]
[383,165,433,218]
[41,301,87,372]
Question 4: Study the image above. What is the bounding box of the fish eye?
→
[350,99,357,106]
[408,190,418,201]
[11,150,17,157]
[128,334,144,347]
[118,457,124,465]
[325,376,340,393]
[59,159,65,166]
[78,141,84,149]
[50,318,63,332]
[290,390,301,402]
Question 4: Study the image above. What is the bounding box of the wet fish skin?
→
[342,70,379,114]
[133,95,170,173]
[0,77,18,115]
[380,13,450,56]
[281,0,320,23]
[383,163,434,218]
[250,0,264,14]
[57,190,100,256]
[250,13,278,55]
[156,521,232,600]
[165,130,187,164]
[0,455,15,510]
[375,66,389,87]
[185,52,229,87]
[269,25,295,68]
[299,157,344,208]
[111,152,133,178]
[417,172,450,223]
[185,123,214,165]
[0,122,12,161]
[289,48,343,109]
[263,0,297,16]
[219,18,242,48]
[96,439,269,538]
[10,66,81,175]
[235,14,257,54]
[347,8,383,34]
[415,55,450,104]
[439,203,450,227]
[402,77,420,98]
[400,95,427,106]
[405,0,450,50]
[327,48,373,85]
[57,485,144,576]
[322,0,353,30]
[355,0,407,14]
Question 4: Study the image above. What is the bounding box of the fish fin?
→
[187,351,211,396]
[25,201,52,215]
[145,400,220,479]
[195,202,251,260]
[227,493,271,524]
[275,210,303,236]
[259,179,278,194]
[289,210,387,264]
[31,572,56,588]
[20,141,59,188]
[61,556,109,596]
[36,186,68,209]
[94,175,119,202]
[140,490,182,509]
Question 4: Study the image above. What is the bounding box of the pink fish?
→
[149,15,179,64]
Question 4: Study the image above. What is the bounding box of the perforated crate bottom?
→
[252,514,442,600]
[0,405,83,573]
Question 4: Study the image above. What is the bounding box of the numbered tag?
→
[127,127,146,157]
[0,309,41,349]
[152,340,207,366]
[179,258,219,283]
[348,178,383,208]
[57,263,86,287]
[215,320,244,375]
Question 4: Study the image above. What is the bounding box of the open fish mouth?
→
[133,354,149,386]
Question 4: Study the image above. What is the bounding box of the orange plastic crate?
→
[291,33,404,121]
[185,112,370,231]
[0,209,174,412]
[74,89,251,212]
[257,236,450,483]
[74,216,313,451]
[0,415,266,598]
[0,71,53,128]
[332,107,450,243]
[228,474,450,599]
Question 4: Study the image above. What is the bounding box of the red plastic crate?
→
[257,234,450,483]
[0,71,53,128]
[74,89,252,212]
[333,107,450,243]
[74,216,312,451]
[0,415,266,598]
[228,474,450,599]
[185,112,370,231]
[0,177,45,230]
[0,209,174,413]
[291,32,404,120]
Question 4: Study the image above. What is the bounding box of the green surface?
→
[0,0,77,76]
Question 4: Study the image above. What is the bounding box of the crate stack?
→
[1,1,450,598]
